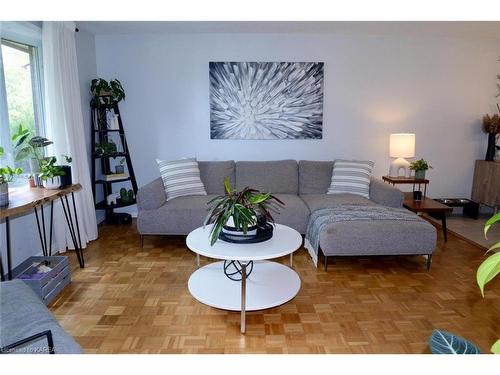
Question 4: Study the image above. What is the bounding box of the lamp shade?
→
[389,133,415,158]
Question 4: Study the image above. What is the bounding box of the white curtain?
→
[0,24,11,154]
[42,21,97,250]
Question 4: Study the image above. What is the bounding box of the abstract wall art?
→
[209,62,324,140]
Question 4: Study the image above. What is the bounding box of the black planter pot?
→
[485,133,497,161]
[59,165,72,187]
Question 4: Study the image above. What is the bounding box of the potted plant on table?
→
[11,124,53,180]
[204,177,284,246]
[409,158,432,179]
[39,157,65,190]
[0,146,23,207]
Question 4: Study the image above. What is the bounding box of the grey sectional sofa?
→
[0,280,82,354]
[137,160,436,268]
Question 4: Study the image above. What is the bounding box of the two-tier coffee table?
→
[186,224,302,333]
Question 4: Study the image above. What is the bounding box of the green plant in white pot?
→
[409,158,432,179]
[39,156,65,190]
[204,177,284,246]
[0,146,23,207]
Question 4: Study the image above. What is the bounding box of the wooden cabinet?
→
[472,160,500,210]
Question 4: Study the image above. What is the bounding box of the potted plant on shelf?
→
[39,157,65,190]
[94,141,118,158]
[0,146,23,207]
[482,113,500,161]
[90,78,126,107]
[409,158,432,179]
[11,124,53,176]
[204,177,284,246]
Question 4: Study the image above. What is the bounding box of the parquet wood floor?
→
[49,220,500,353]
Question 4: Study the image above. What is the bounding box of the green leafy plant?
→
[11,124,53,164]
[94,141,118,158]
[476,212,500,354]
[90,78,125,106]
[38,157,65,181]
[429,329,480,354]
[0,146,23,184]
[204,177,284,246]
[409,158,433,172]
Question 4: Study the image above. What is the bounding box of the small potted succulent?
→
[409,158,432,179]
[0,146,23,207]
[204,177,284,246]
[39,157,65,189]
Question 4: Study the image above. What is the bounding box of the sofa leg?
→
[140,235,144,248]
[324,255,328,271]
[426,254,432,270]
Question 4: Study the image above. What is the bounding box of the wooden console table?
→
[0,184,85,281]
[472,160,500,212]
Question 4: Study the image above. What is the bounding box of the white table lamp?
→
[389,133,415,177]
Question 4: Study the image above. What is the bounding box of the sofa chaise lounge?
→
[137,160,436,269]
[0,280,82,354]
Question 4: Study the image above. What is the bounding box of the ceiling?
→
[77,21,500,38]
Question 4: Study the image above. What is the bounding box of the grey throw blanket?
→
[304,204,420,266]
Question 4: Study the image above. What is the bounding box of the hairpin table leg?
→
[60,194,85,268]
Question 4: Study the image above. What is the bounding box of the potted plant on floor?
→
[39,157,65,190]
[204,177,284,246]
[429,212,500,354]
[0,146,23,207]
[409,158,432,179]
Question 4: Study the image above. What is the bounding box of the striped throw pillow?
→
[327,159,374,198]
[157,158,207,201]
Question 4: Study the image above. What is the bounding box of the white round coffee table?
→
[186,224,302,333]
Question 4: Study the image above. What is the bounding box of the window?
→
[0,22,44,183]
[2,39,43,140]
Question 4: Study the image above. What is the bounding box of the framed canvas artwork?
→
[209,61,324,140]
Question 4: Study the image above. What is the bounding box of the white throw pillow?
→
[156,158,207,201]
[327,159,374,198]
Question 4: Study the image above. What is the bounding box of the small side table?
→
[382,176,430,198]
[403,192,453,242]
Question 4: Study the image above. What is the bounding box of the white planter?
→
[222,215,258,235]
[42,176,61,190]
[0,182,8,207]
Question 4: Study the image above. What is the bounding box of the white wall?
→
[94,32,500,199]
